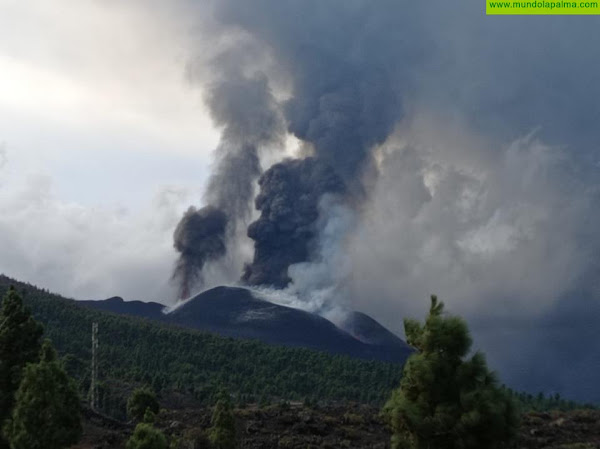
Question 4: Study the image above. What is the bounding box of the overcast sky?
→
[0,0,220,204]
[0,0,222,301]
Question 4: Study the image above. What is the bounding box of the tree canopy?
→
[0,286,43,449]
[0,276,401,420]
[127,387,160,422]
[3,340,81,449]
[383,295,519,449]
[126,423,168,449]
[209,389,237,449]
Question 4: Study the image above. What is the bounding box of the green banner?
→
[487,0,600,14]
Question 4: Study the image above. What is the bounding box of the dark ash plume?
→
[172,206,227,299]
[204,72,285,221]
[284,67,402,192]
[172,71,285,298]
[239,68,401,287]
[212,2,407,193]
[242,158,345,288]
[204,3,406,294]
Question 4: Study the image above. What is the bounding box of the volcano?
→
[80,286,412,363]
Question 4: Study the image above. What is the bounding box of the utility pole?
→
[90,322,99,411]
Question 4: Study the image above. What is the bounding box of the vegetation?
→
[508,389,596,412]
[383,295,519,449]
[209,389,237,449]
[127,387,160,422]
[126,423,168,449]
[0,287,44,449]
[0,275,402,420]
[143,408,156,424]
[0,287,45,449]
[0,287,81,448]
[3,340,81,449]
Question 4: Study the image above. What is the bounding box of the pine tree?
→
[383,295,519,449]
[3,340,82,449]
[209,389,237,449]
[0,287,43,449]
[127,387,160,422]
[126,423,168,449]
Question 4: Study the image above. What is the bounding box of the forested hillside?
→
[0,275,402,419]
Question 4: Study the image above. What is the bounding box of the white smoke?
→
[248,195,355,322]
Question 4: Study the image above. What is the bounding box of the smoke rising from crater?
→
[208,2,407,291]
[283,67,402,193]
[242,158,346,288]
[172,69,285,298]
[172,206,227,299]
[175,0,409,295]
[203,72,285,220]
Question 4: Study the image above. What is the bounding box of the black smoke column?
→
[172,206,227,299]
[242,158,345,288]
[171,70,285,299]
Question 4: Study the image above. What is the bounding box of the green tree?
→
[0,287,43,448]
[126,423,168,449]
[128,387,160,422]
[143,407,156,424]
[383,295,519,449]
[209,389,236,449]
[3,340,81,449]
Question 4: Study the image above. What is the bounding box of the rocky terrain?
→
[73,403,600,449]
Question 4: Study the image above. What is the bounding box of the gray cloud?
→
[345,129,599,401]
[0,143,6,169]
[0,174,190,303]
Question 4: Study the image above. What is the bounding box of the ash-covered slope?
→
[339,311,405,346]
[169,286,411,361]
[338,311,412,360]
[81,286,412,363]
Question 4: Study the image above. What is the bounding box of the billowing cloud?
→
[0,171,188,302]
